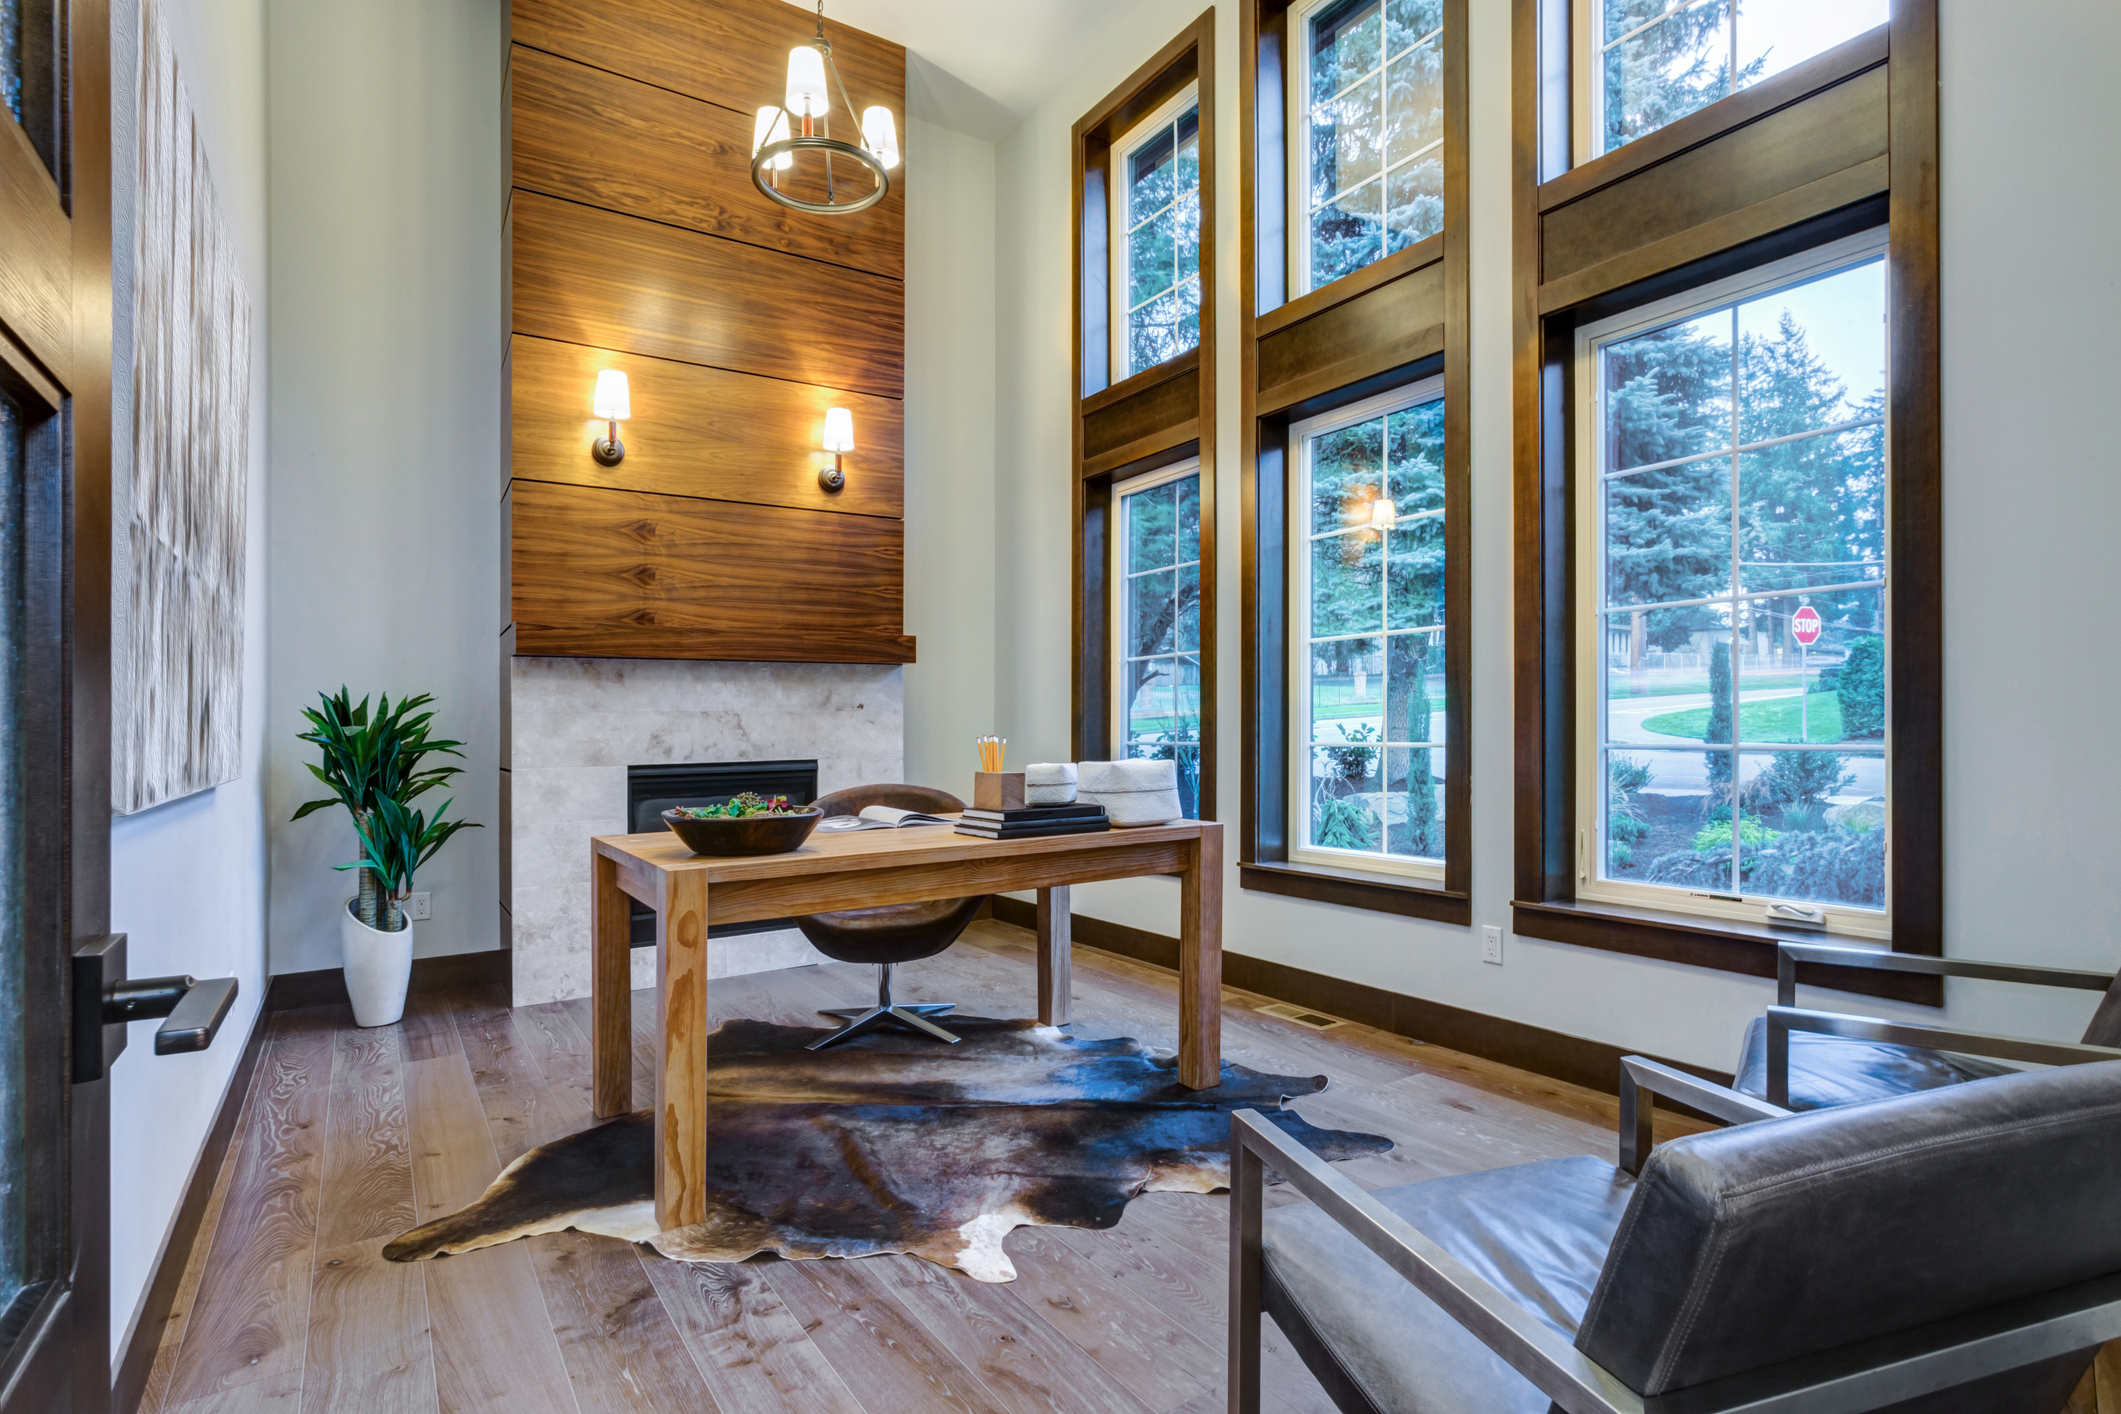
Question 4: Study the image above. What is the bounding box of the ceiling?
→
[815,0,1143,140]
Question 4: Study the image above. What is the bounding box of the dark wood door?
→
[0,0,115,1409]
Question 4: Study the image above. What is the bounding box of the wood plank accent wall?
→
[505,0,913,665]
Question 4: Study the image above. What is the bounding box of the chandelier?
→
[749,2,900,217]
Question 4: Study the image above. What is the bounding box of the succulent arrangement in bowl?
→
[669,793,806,819]
[663,792,823,856]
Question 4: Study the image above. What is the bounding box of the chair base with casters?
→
[810,960,960,1049]
[796,784,987,1051]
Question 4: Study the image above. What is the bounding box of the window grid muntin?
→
[1581,235,1891,929]
[1290,379,1447,877]
[1111,87,1203,382]
[1113,461,1203,819]
[1290,0,1446,297]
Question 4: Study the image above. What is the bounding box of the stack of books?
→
[954,803,1110,839]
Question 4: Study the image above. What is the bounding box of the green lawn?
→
[1642,692,1845,743]
[1314,693,1449,722]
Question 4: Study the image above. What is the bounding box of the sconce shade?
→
[593,370,632,422]
[785,46,830,117]
[1368,497,1397,530]
[861,106,900,169]
[822,407,855,453]
[751,106,793,168]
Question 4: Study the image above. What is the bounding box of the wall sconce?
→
[592,370,630,466]
[820,407,853,492]
[1368,496,1398,530]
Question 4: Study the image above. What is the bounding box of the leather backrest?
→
[811,783,966,818]
[1575,1060,2121,1395]
[2080,971,2121,1046]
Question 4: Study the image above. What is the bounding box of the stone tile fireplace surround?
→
[503,656,905,1007]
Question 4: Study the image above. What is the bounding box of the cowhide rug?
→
[384,1015,1390,1281]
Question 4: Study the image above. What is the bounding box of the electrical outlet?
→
[1481,925,1504,965]
[404,891,432,922]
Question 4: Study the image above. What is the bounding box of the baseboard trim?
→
[111,995,273,1414]
[264,947,512,1011]
[115,946,512,1412]
[989,897,1734,1105]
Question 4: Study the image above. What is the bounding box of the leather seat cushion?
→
[1732,1015,2018,1111]
[1262,1155,1634,1414]
[797,894,986,966]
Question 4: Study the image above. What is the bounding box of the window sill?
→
[1241,861,1469,925]
[1510,898,1940,1007]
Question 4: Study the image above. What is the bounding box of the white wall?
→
[990,0,2121,1071]
[903,117,1001,799]
[106,0,273,1364]
[264,0,505,974]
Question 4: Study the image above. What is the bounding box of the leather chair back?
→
[1576,1060,2121,1395]
[812,784,965,819]
[799,784,983,968]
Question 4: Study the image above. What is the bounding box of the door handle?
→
[72,934,241,1082]
[111,975,240,1055]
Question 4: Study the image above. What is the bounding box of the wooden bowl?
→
[661,807,824,856]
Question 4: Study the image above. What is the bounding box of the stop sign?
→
[1792,606,1823,646]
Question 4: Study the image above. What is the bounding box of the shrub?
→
[1744,827,1886,908]
[1316,794,1379,850]
[1704,639,1733,793]
[1837,636,1885,738]
[1760,750,1854,809]
[1691,815,1774,853]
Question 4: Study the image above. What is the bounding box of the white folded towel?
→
[1024,762,1078,805]
[1075,759,1182,826]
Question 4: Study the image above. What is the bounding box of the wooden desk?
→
[590,818,1225,1231]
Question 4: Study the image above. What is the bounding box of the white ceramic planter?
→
[341,897,415,1027]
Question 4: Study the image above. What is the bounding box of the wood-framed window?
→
[1288,376,1447,880]
[1073,12,1217,812]
[1111,458,1205,816]
[1109,86,1204,384]
[1511,0,1941,1003]
[1239,0,1466,923]
[1286,0,1445,297]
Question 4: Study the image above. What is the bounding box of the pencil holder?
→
[972,772,1026,811]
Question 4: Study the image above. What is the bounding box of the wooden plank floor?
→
[140,919,1703,1414]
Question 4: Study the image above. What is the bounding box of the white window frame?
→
[1286,0,1447,298]
[1571,0,1890,163]
[1108,84,1202,383]
[1111,458,1204,799]
[1571,228,1891,938]
[1288,376,1447,881]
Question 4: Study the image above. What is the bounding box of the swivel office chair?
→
[797,784,986,1050]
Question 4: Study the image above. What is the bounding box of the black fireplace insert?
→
[625,759,819,947]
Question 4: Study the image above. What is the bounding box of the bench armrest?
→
[1775,943,2111,1007]
[1763,1007,2121,1107]
[1618,1056,1789,1176]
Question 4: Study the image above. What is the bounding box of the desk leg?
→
[1178,825,1224,1089]
[655,870,710,1231]
[591,848,632,1118]
[1036,886,1072,1026]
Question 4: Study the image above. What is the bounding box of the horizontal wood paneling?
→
[512,0,906,142]
[1257,260,1446,416]
[1540,65,1887,284]
[508,479,914,663]
[510,46,903,281]
[511,191,904,399]
[1083,365,1200,466]
[509,334,904,518]
[0,121,72,381]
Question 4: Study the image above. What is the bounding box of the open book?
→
[815,804,952,832]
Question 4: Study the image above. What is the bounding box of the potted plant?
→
[293,689,480,1026]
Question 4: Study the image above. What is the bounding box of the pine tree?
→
[1705,638,1734,807]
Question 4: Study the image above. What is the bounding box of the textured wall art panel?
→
[114,0,252,814]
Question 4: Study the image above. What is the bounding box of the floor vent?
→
[1257,1003,1347,1031]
